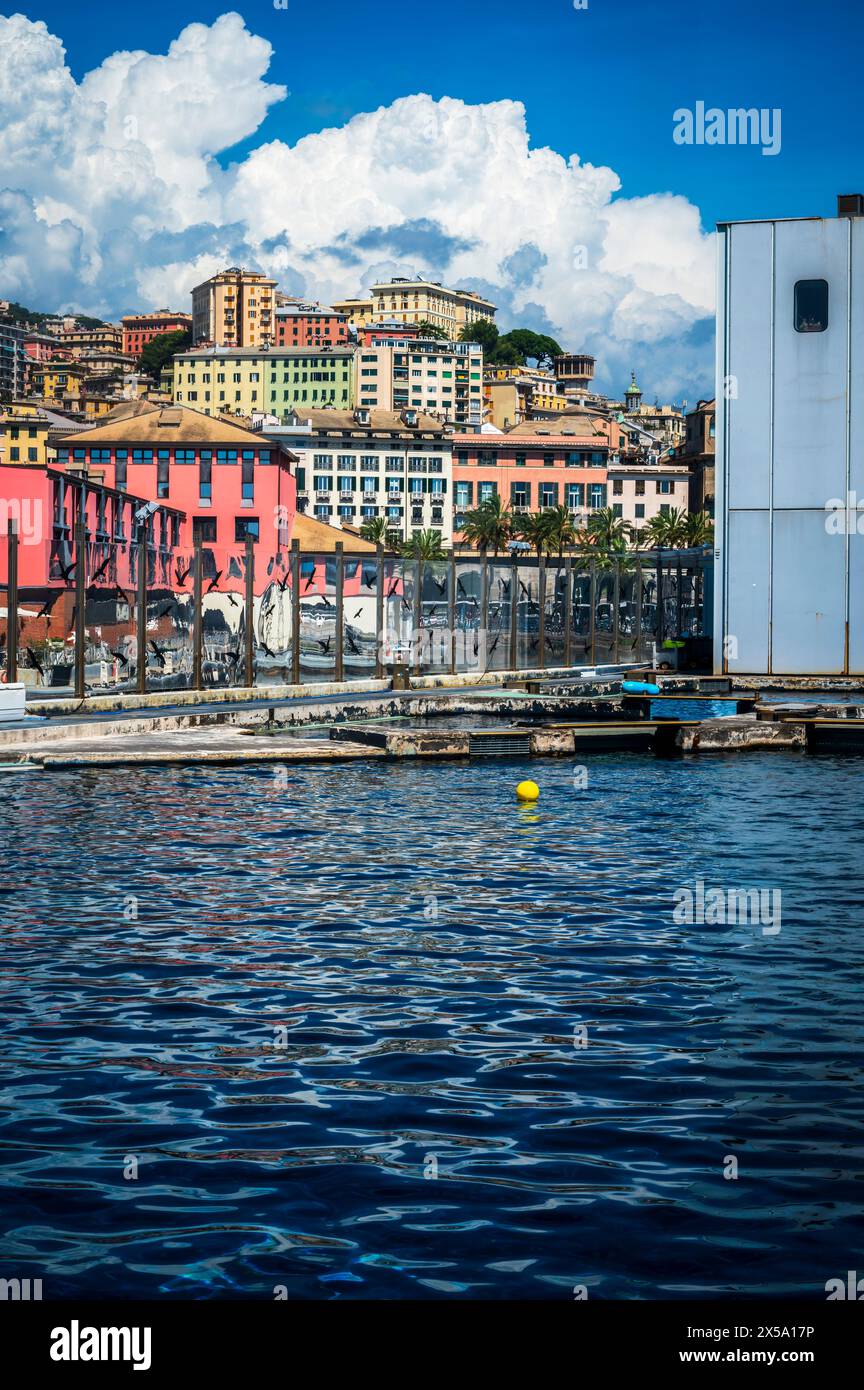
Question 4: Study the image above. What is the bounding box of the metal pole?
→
[136,523,147,695]
[448,549,456,676]
[6,520,18,685]
[564,553,572,668]
[412,556,423,676]
[589,558,597,667]
[375,543,385,679]
[661,547,666,656]
[613,559,621,664]
[509,552,519,672]
[635,559,643,666]
[193,539,203,690]
[290,539,301,686]
[244,534,255,688]
[675,557,683,639]
[334,541,344,683]
[75,504,87,700]
[538,555,546,670]
[480,552,489,672]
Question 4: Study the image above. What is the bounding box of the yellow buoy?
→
[516,779,540,802]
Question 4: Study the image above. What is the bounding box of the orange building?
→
[452,427,611,539]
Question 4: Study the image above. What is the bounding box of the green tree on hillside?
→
[414,320,448,340]
[138,328,192,380]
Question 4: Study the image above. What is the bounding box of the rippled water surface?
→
[1,753,863,1300]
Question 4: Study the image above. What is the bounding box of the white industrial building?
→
[715,194,864,674]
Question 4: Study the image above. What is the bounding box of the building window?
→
[241,458,254,502]
[635,503,645,519]
[199,458,212,503]
[157,452,170,498]
[193,517,217,542]
[235,517,259,542]
[794,279,828,333]
[612,479,623,495]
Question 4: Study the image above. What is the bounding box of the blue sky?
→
[2,0,862,399]
[17,0,861,230]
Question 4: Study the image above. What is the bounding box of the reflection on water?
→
[1,753,863,1300]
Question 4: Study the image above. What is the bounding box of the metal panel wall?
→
[725,510,770,673]
[771,510,846,673]
[718,212,861,673]
[726,222,774,511]
[772,219,849,509]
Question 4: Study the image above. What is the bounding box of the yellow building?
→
[331,297,374,327]
[365,279,496,335]
[0,404,51,467]
[483,369,569,429]
[173,346,356,418]
[29,360,87,405]
[191,267,277,348]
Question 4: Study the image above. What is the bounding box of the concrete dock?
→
[1,670,862,769]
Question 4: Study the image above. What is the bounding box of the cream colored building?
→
[366,279,496,335]
[355,337,483,428]
[334,281,496,335]
[57,324,122,357]
[608,462,690,531]
[191,267,277,348]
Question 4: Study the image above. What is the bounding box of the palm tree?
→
[360,516,400,548]
[641,507,688,549]
[401,529,446,560]
[515,510,554,558]
[460,495,512,554]
[684,510,714,547]
[543,504,581,557]
[586,507,631,552]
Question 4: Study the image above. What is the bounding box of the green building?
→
[173,346,355,418]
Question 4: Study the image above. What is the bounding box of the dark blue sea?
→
[1,752,863,1300]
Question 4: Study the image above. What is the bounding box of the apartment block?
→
[0,318,27,402]
[58,324,123,357]
[608,461,690,530]
[367,278,496,335]
[173,347,355,418]
[0,404,51,467]
[452,430,610,538]
[121,311,193,357]
[274,302,348,348]
[262,406,453,544]
[191,267,276,348]
[356,337,483,428]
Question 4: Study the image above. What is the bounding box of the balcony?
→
[339,489,354,500]
[315,489,331,500]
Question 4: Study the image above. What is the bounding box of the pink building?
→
[52,404,298,593]
[24,332,72,362]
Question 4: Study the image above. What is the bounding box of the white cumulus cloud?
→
[0,10,715,399]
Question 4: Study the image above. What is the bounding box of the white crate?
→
[0,682,26,723]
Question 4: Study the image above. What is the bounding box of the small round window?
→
[794,279,828,333]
